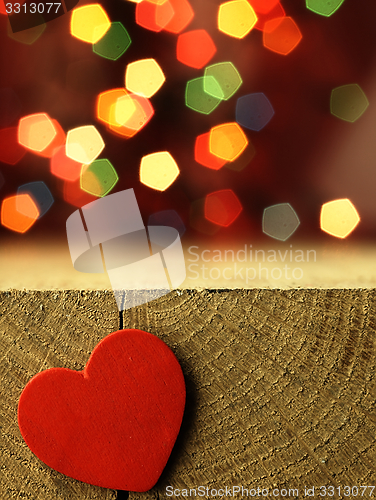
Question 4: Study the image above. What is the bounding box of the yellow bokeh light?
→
[218,0,257,39]
[70,4,111,44]
[125,58,166,98]
[209,122,248,161]
[140,151,179,191]
[320,199,360,239]
[66,125,105,164]
[114,94,138,126]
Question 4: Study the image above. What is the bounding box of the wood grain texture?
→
[0,290,118,500]
[124,289,376,499]
[1,289,376,499]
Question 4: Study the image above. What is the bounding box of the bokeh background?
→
[1,0,376,248]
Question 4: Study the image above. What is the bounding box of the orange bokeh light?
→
[50,145,83,182]
[136,0,174,32]
[164,0,194,33]
[1,194,39,233]
[195,132,227,170]
[176,29,216,69]
[204,189,243,227]
[263,17,302,55]
[35,119,65,158]
[97,88,128,126]
[209,122,248,162]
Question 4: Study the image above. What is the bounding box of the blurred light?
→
[66,125,105,164]
[50,145,83,182]
[80,159,118,197]
[148,209,186,236]
[163,0,194,33]
[248,0,279,15]
[110,93,154,137]
[177,30,216,69]
[330,84,369,123]
[1,193,39,233]
[218,0,257,39]
[204,62,242,101]
[7,19,46,44]
[0,88,22,128]
[63,179,97,207]
[93,22,131,60]
[204,189,242,227]
[236,93,274,131]
[36,119,65,158]
[262,203,300,241]
[263,17,302,55]
[320,199,360,239]
[136,0,174,32]
[125,58,165,98]
[140,151,179,191]
[0,0,7,14]
[70,4,111,44]
[0,127,26,165]
[209,122,248,162]
[96,88,128,126]
[306,0,345,17]
[18,113,57,153]
[254,2,285,32]
[225,141,256,171]
[194,132,227,170]
[185,77,221,115]
[17,181,54,219]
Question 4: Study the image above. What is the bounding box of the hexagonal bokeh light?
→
[1,193,39,233]
[70,4,111,44]
[125,58,165,98]
[218,0,258,39]
[262,203,300,241]
[320,199,360,239]
[93,22,131,61]
[204,189,243,227]
[306,0,345,17]
[18,113,57,153]
[209,122,248,162]
[204,62,242,101]
[80,159,118,197]
[263,17,302,55]
[140,151,180,191]
[195,132,227,170]
[330,84,369,123]
[66,125,105,164]
[185,77,222,115]
[136,0,174,32]
[236,92,274,131]
[177,30,216,69]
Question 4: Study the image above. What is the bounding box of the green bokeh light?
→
[93,22,131,61]
[330,84,369,123]
[185,77,222,115]
[204,62,242,101]
[80,159,119,197]
[306,0,345,17]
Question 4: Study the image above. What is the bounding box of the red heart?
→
[18,329,186,492]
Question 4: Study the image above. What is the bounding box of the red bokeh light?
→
[164,0,194,33]
[176,29,216,69]
[195,132,227,170]
[204,189,243,227]
[136,0,174,32]
[0,127,27,165]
